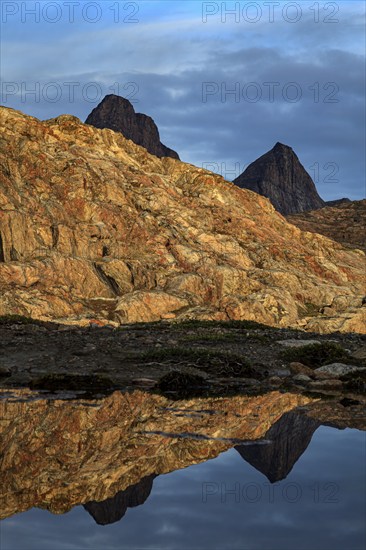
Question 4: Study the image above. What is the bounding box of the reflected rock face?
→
[236,411,320,483]
[0,389,313,519]
[84,474,156,525]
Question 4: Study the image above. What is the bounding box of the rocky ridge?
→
[287,199,366,253]
[236,411,320,482]
[0,107,365,333]
[234,142,325,215]
[325,198,351,207]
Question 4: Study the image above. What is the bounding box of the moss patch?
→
[280,342,350,368]
[29,373,114,393]
[137,347,253,377]
[0,315,37,325]
[171,319,275,331]
[158,371,207,398]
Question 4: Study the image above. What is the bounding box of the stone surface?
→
[315,363,366,377]
[116,291,188,323]
[304,309,366,335]
[234,142,325,215]
[289,362,316,377]
[85,94,179,159]
[269,368,291,378]
[293,374,311,384]
[293,374,312,383]
[287,200,366,252]
[351,346,366,360]
[309,379,343,389]
[0,107,365,332]
[279,339,321,348]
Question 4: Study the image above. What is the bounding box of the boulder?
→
[315,363,366,378]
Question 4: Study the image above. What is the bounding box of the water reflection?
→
[236,411,321,483]
[84,474,156,526]
[0,389,365,549]
[82,411,323,526]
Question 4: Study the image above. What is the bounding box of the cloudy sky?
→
[1,0,365,200]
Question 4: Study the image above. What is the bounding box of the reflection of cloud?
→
[156,522,182,535]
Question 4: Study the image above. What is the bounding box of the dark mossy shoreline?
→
[0,316,365,401]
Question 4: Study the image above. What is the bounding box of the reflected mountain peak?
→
[84,474,156,525]
[235,411,321,483]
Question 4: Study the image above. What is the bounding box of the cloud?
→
[1,1,365,200]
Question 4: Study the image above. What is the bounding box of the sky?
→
[1,0,365,200]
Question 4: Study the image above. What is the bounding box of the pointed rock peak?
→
[233,143,325,215]
[273,141,291,150]
[85,94,179,160]
[272,142,294,155]
[101,94,129,103]
[95,94,135,112]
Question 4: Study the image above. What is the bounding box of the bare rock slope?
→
[0,107,365,332]
[287,200,366,253]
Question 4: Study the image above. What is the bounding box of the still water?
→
[0,390,365,550]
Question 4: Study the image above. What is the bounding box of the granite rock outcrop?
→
[0,107,365,332]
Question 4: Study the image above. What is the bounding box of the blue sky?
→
[1,0,365,200]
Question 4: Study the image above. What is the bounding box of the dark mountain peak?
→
[273,141,292,151]
[85,94,179,160]
[234,143,325,215]
[101,93,130,105]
